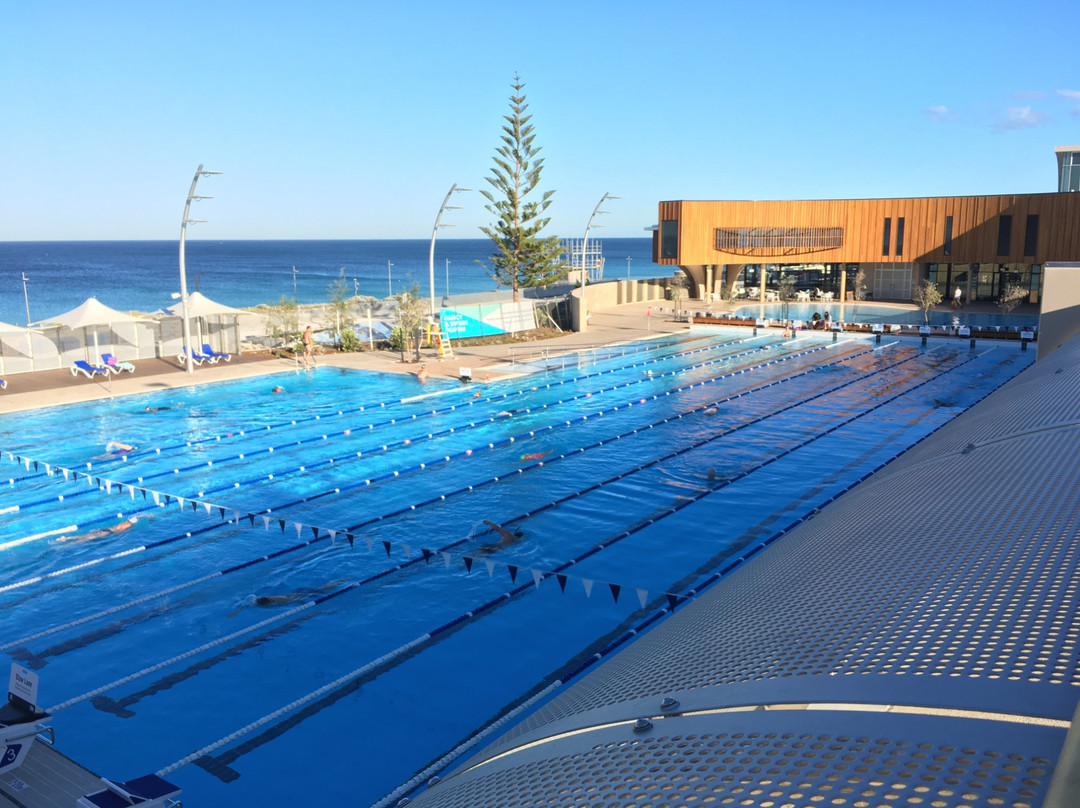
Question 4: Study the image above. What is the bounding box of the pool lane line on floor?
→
[30,346,976,711]
[0,338,839,525]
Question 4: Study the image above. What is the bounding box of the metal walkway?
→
[401,337,1080,807]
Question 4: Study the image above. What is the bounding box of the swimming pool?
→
[0,329,1034,806]
[734,301,1036,329]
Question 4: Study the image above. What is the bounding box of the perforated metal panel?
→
[404,339,1080,808]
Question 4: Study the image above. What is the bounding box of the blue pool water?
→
[734,301,1036,329]
[0,329,1034,806]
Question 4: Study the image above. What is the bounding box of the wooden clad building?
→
[653,193,1080,305]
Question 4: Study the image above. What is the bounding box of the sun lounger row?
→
[176,345,231,367]
[71,355,136,379]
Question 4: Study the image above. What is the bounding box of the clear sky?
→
[2,0,1077,241]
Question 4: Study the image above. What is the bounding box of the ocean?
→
[0,238,665,326]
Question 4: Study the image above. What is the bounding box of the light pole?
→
[580,192,620,329]
[445,259,451,299]
[387,261,393,298]
[626,256,632,279]
[292,266,298,302]
[21,273,30,326]
[428,184,471,318]
[179,164,222,374]
[20,272,33,367]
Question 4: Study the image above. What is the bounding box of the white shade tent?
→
[166,292,252,352]
[0,320,38,375]
[37,297,150,365]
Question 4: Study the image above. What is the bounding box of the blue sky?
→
[2,0,1077,241]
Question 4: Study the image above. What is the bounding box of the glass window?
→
[661,220,678,259]
[882,218,891,256]
[895,218,905,256]
[944,216,953,256]
[1024,215,1039,256]
[997,215,1012,256]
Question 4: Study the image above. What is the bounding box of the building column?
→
[704,265,714,301]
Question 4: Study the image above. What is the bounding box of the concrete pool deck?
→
[0,297,1026,415]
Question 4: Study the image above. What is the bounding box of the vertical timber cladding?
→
[657,194,1080,267]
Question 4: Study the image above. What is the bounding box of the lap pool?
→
[0,328,1034,806]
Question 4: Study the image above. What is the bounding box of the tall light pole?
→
[445,259,451,299]
[292,266,298,302]
[21,273,31,325]
[387,261,393,298]
[179,164,222,374]
[626,256,632,279]
[580,192,620,329]
[428,184,471,318]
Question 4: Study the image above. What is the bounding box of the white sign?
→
[958,326,971,337]
[8,664,37,708]
[919,326,931,336]
[872,324,884,333]
[1021,330,1035,340]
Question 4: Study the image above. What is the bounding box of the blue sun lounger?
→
[101,353,135,374]
[0,379,6,390]
[176,346,215,367]
[72,360,110,379]
[201,343,231,362]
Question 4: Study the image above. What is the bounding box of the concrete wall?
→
[1038,262,1080,361]
[575,278,671,332]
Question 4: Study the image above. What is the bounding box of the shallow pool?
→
[0,329,1034,806]
[734,301,1035,328]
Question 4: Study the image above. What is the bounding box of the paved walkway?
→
[0,301,688,415]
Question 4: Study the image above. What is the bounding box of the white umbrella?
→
[38,297,149,364]
[166,292,251,352]
[0,320,38,375]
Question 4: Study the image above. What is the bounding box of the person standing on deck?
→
[302,325,316,368]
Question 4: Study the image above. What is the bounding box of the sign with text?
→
[440,301,537,340]
[8,664,37,709]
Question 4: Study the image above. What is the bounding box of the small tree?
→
[325,268,351,344]
[669,274,689,321]
[913,279,942,324]
[850,267,868,318]
[777,276,796,322]
[394,284,426,362]
[264,295,300,347]
[998,284,1028,326]
[478,75,567,301]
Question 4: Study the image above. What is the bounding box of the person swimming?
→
[520,452,548,461]
[228,580,350,617]
[57,516,139,543]
[416,364,429,382]
[272,385,285,394]
[481,520,524,547]
[104,441,136,454]
[143,406,172,413]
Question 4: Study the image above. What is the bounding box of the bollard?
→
[832,330,837,342]
[921,335,927,346]
[752,327,757,336]
[875,333,882,344]
[970,338,976,350]
[1022,340,1028,351]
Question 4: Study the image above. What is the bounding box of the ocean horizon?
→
[0,238,666,327]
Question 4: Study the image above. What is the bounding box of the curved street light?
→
[580,192,619,328]
[428,184,471,318]
[178,164,222,374]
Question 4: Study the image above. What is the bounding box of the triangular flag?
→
[247,513,255,526]
[441,552,451,568]
[609,583,621,603]
[421,548,432,564]
[507,564,518,583]
[382,540,392,557]
[219,506,226,519]
[666,594,679,610]
[33,460,39,471]
[231,510,241,524]
[484,559,495,578]
[141,488,147,500]
[582,579,594,598]
[44,464,51,475]
[636,588,648,609]
[262,515,271,530]
[327,529,336,543]
[556,573,568,592]
[164,494,171,506]
[153,491,161,505]
[346,533,355,548]
[63,468,70,480]
[310,525,319,539]
[129,485,135,500]
[191,500,198,512]
[278,519,286,532]
[402,544,412,558]
[176,496,185,510]
[531,569,543,588]
[294,522,303,538]
[203,502,212,514]
[363,535,373,551]
[463,556,474,574]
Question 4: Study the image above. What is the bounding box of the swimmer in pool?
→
[104,441,136,454]
[416,364,429,382]
[520,452,548,461]
[482,520,524,547]
[57,516,139,543]
[228,580,351,617]
[272,385,285,394]
[703,406,719,415]
[143,406,172,413]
